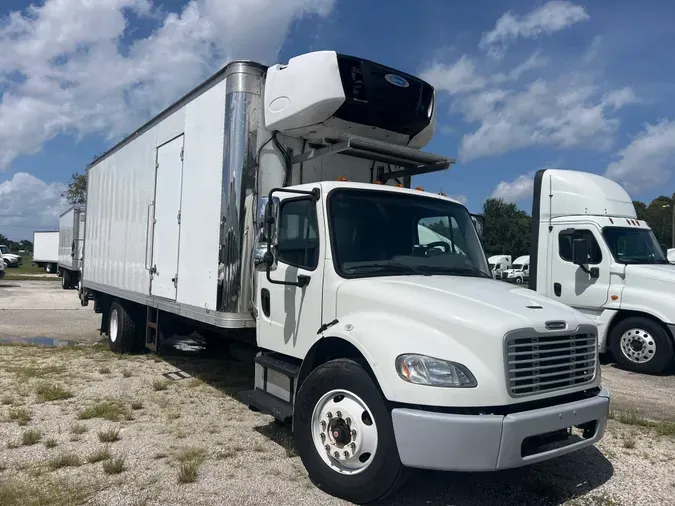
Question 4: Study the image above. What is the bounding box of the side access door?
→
[549,224,611,309]
[150,135,184,300]
[256,196,324,359]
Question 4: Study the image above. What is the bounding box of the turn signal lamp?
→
[395,183,404,188]
[415,186,424,191]
[337,176,348,181]
[374,180,383,185]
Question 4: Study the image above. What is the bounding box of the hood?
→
[625,264,675,283]
[337,275,591,338]
[2,253,20,260]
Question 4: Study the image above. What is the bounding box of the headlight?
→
[396,354,477,388]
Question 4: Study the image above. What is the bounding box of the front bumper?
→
[391,387,610,471]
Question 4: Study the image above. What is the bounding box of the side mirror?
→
[253,197,280,273]
[470,214,485,239]
[572,238,589,266]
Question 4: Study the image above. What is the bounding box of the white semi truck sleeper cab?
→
[78,51,610,503]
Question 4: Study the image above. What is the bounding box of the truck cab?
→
[0,244,22,268]
[530,169,675,374]
[488,254,511,279]
[502,255,529,284]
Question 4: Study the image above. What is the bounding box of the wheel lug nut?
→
[351,429,357,437]
[336,411,342,418]
[320,433,325,441]
[350,442,356,451]
[325,444,330,452]
[344,451,349,458]
[327,412,333,419]
[334,451,340,459]
[321,420,326,429]
[345,417,351,426]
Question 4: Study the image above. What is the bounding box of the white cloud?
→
[0,172,66,239]
[420,56,486,94]
[449,194,468,205]
[480,1,589,59]
[456,79,638,162]
[605,120,675,193]
[0,0,335,170]
[491,173,534,203]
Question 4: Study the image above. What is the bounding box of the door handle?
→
[554,283,561,297]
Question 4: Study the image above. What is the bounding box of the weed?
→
[175,447,206,464]
[0,477,97,506]
[216,450,236,460]
[44,438,58,449]
[102,456,125,474]
[253,443,266,453]
[48,453,82,470]
[152,379,169,391]
[35,383,73,402]
[186,378,203,388]
[614,410,675,436]
[122,369,132,378]
[131,401,143,410]
[70,423,88,435]
[153,452,168,460]
[87,446,111,464]
[623,436,637,449]
[98,366,111,374]
[7,440,20,449]
[21,429,42,446]
[654,421,675,437]
[79,399,131,421]
[8,407,31,426]
[1,396,13,405]
[177,460,200,484]
[6,364,66,380]
[167,412,181,420]
[97,427,120,443]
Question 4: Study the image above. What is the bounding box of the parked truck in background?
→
[0,244,22,268]
[32,231,59,273]
[502,255,530,284]
[488,254,511,279]
[58,205,85,289]
[78,51,609,503]
[530,169,675,375]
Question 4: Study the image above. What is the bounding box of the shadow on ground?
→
[137,336,617,505]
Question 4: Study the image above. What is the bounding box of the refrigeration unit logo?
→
[384,74,409,88]
[545,321,567,331]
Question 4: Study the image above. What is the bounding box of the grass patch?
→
[21,429,42,446]
[654,421,675,436]
[152,379,169,391]
[8,407,31,426]
[5,364,67,380]
[0,476,97,506]
[622,436,637,449]
[131,401,143,410]
[98,366,111,374]
[1,397,13,406]
[175,447,206,464]
[35,383,73,402]
[97,427,120,443]
[87,447,111,464]
[79,399,131,422]
[70,422,88,435]
[102,456,125,475]
[613,410,675,436]
[177,460,200,484]
[48,453,82,470]
[216,449,236,460]
[44,438,58,449]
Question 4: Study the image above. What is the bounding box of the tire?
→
[3,259,9,268]
[293,359,408,504]
[609,316,674,374]
[45,263,54,274]
[515,276,523,284]
[62,270,71,290]
[107,301,142,354]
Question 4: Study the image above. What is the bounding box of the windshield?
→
[0,245,8,254]
[602,227,668,264]
[488,263,495,269]
[512,264,522,270]
[328,189,491,279]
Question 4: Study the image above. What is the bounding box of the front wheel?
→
[609,316,674,374]
[293,359,408,504]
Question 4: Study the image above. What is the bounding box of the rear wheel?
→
[61,270,71,290]
[610,316,674,374]
[293,359,408,504]
[108,301,142,354]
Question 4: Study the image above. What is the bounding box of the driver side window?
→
[558,229,602,264]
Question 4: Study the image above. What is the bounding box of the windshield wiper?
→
[423,265,493,279]
[344,262,431,276]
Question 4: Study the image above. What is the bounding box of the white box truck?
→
[58,205,85,289]
[488,254,511,279]
[530,169,675,375]
[32,231,59,273]
[79,51,609,503]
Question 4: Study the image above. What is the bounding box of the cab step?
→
[254,352,300,378]
[237,389,293,424]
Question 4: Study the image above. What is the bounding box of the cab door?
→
[256,196,325,359]
[549,224,611,309]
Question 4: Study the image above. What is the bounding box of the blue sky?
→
[1,0,675,239]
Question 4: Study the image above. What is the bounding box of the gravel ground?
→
[0,343,674,506]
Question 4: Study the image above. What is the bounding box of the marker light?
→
[373,180,383,185]
[415,186,424,191]
[337,176,347,181]
[395,183,404,188]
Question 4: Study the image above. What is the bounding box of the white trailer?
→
[58,205,85,289]
[530,169,675,374]
[33,231,59,272]
[80,51,609,503]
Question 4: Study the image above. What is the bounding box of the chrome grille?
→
[506,332,597,396]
